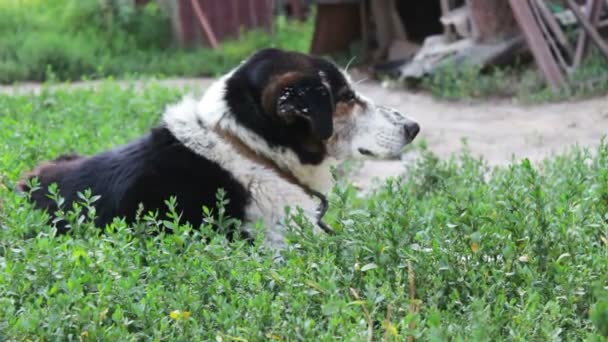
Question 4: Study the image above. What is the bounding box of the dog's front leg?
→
[243,180,319,250]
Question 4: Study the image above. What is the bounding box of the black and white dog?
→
[19,49,420,249]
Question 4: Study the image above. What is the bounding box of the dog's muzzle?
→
[379,106,420,144]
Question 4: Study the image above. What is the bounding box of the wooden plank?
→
[531,0,570,71]
[190,0,219,48]
[566,0,608,60]
[231,0,239,38]
[177,0,197,47]
[249,0,258,28]
[310,3,362,54]
[573,0,604,68]
[289,0,305,21]
[533,0,574,58]
[371,0,395,53]
[359,0,369,60]
[509,0,566,90]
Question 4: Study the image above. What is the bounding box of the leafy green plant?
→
[520,50,608,103]
[592,297,608,338]
[419,50,608,103]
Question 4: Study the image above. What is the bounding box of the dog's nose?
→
[404,122,420,141]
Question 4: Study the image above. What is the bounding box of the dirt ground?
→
[353,81,608,188]
[2,79,607,188]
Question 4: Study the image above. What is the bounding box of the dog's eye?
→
[339,90,356,103]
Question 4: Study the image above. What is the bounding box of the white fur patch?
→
[164,97,320,250]
[196,70,233,126]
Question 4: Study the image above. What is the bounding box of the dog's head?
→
[206,48,419,165]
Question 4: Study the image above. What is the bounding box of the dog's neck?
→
[214,128,316,196]
[164,95,334,234]
[195,77,335,194]
[213,116,335,193]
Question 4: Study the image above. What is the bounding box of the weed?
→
[419,50,608,103]
[520,50,608,103]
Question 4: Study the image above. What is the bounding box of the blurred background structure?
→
[306,0,608,92]
[151,0,607,92]
[1,0,607,97]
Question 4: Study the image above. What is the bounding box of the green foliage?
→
[522,50,608,103]
[0,1,314,83]
[1,85,608,340]
[421,63,505,101]
[420,51,608,102]
[592,297,608,337]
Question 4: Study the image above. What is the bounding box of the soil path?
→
[354,82,608,187]
[2,79,607,188]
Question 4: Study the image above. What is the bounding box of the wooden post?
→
[190,0,219,48]
[370,0,407,58]
[289,0,304,21]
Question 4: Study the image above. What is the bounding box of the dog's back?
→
[19,127,250,232]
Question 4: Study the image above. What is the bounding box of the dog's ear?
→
[276,76,334,140]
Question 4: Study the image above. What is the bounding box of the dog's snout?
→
[404,122,420,141]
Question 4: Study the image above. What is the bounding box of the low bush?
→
[1,84,607,340]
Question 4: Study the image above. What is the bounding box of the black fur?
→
[225,48,349,165]
[277,76,335,140]
[20,127,250,233]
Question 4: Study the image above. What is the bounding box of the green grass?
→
[1,84,608,340]
[0,0,314,84]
